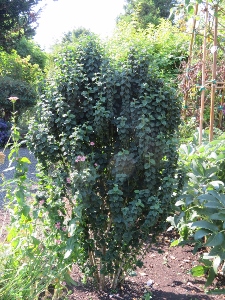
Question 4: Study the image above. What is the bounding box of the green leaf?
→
[191,265,205,277]
[205,267,216,287]
[170,239,179,247]
[217,194,225,206]
[31,236,40,247]
[211,212,225,221]
[20,157,31,164]
[204,201,223,209]
[191,220,218,232]
[192,160,204,176]
[64,272,78,286]
[188,5,194,15]
[194,229,211,240]
[197,194,218,203]
[208,245,224,257]
[205,232,224,247]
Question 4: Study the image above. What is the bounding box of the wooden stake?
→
[199,1,208,145]
[209,4,218,142]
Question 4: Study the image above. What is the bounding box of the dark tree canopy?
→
[0,0,41,51]
[119,0,178,27]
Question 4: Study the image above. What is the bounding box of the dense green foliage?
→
[168,133,225,292]
[27,36,181,289]
[15,37,47,70]
[0,50,43,84]
[0,50,43,119]
[119,0,178,27]
[0,0,41,50]
[107,20,189,83]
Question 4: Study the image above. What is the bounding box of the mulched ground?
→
[1,209,225,300]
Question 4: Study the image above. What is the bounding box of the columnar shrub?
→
[27,37,181,289]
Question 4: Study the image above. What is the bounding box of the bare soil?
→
[68,232,225,300]
[1,209,225,300]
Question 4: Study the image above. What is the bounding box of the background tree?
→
[119,0,178,27]
[61,27,94,44]
[108,19,189,83]
[0,0,42,51]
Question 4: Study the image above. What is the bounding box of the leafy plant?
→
[0,49,43,84]
[15,37,47,70]
[168,133,225,292]
[0,98,73,299]
[27,36,181,290]
[107,19,189,84]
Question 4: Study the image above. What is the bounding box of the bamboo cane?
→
[209,4,218,141]
[199,1,209,145]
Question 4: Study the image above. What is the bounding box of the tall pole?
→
[209,4,218,142]
[199,1,208,145]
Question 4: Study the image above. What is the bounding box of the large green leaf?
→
[191,220,218,232]
[218,194,225,206]
[205,267,216,288]
[194,229,211,240]
[205,232,225,247]
[210,212,225,221]
[208,245,224,257]
[204,201,223,209]
[197,194,219,203]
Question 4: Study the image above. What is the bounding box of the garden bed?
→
[67,231,225,300]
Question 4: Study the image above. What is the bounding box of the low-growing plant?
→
[27,36,182,290]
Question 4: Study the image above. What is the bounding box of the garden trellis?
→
[181,0,225,143]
